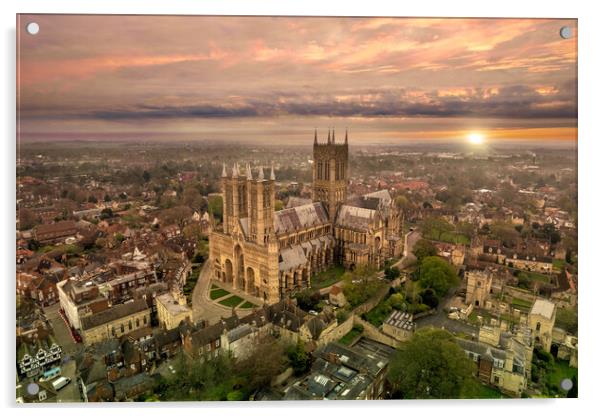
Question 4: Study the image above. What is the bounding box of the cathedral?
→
[209,129,403,304]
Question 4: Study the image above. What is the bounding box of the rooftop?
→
[530,298,556,320]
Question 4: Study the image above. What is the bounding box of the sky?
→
[17,15,577,144]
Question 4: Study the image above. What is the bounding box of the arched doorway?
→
[234,245,245,290]
[246,267,257,296]
[224,259,233,284]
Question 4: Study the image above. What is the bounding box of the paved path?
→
[44,303,82,356]
[414,290,478,338]
[191,262,256,325]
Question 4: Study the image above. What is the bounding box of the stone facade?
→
[209,130,403,304]
[465,269,493,308]
[528,298,556,352]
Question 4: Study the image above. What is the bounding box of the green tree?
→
[387,328,477,399]
[418,256,459,297]
[555,307,578,334]
[287,340,310,376]
[412,239,438,264]
[208,194,223,222]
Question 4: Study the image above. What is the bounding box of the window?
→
[121,324,125,333]
[136,318,140,327]
[128,321,132,330]
[536,322,541,331]
[494,376,500,385]
[143,316,147,325]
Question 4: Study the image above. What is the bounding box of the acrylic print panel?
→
[16,14,578,403]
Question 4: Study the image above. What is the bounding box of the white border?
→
[2,1,600,415]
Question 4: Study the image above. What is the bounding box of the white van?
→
[51,376,71,391]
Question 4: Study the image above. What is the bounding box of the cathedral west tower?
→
[312,128,349,220]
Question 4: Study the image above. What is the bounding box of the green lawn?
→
[363,301,393,328]
[511,297,533,311]
[553,259,567,270]
[239,301,256,309]
[312,265,346,289]
[218,295,244,308]
[210,288,230,300]
[339,326,364,346]
[547,360,577,395]
[424,230,470,245]
[465,382,509,399]
[211,283,219,290]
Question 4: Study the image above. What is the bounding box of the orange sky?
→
[17,15,577,144]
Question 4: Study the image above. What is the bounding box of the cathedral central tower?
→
[312,128,349,220]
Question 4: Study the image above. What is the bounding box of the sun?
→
[467,133,485,145]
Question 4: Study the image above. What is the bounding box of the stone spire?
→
[314,128,318,144]
[327,128,331,144]
[332,128,335,143]
[232,162,239,178]
[345,128,348,144]
[270,163,276,180]
[258,166,264,180]
[222,162,227,177]
[246,163,253,180]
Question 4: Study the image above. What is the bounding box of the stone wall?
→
[353,315,400,348]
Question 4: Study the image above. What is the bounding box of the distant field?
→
[424,230,470,245]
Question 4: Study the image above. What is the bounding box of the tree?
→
[142,170,151,183]
[208,195,223,222]
[159,206,193,228]
[182,186,203,210]
[387,328,477,399]
[418,256,459,297]
[234,337,288,393]
[555,307,578,334]
[420,288,439,309]
[100,208,113,220]
[18,208,37,230]
[420,217,453,241]
[287,340,310,376]
[490,222,519,248]
[274,200,284,211]
[384,266,401,281]
[412,239,438,264]
[295,289,321,311]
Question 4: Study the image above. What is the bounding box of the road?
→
[413,290,478,338]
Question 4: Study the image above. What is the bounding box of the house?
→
[284,338,396,400]
[80,299,152,346]
[17,335,62,378]
[156,291,192,330]
[33,220,78,244]
[328,285,346,307]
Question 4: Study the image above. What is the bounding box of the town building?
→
[284,338,396,400]
[382,310,415,342]
[156,291,192,330]
[80,299,151,346]
[528,298,556,352]
[465,269,493,308]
